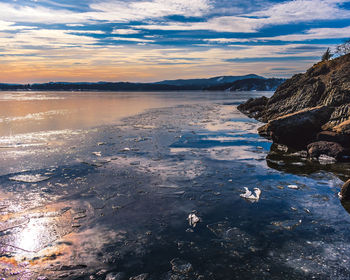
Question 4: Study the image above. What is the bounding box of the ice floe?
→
[9,174,50,183]
[188,213,200,227]
[240,187,261,201]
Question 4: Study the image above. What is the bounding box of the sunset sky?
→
[1,0,350,83]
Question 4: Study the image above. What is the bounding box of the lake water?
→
[0,91,350,279]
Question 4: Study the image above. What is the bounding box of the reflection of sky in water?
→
[0,91,176,137]
[0,129,82,147]
[208,146,267,161]
[204,106,260,133]
[0,110,68,123]
[0,93,65,101]
[0,91,268,137]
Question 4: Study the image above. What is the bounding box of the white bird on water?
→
[240,187,261,201]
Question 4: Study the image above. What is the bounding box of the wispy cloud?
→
[1,29,98,49]
[261,26,350,41]
[204,38,259,43]
[112,29,141,35]
[88,0,212,22]
[204,25,350,44]
[68,30,105,35]
[108,37,155,43]
[138,0,350,32]
[0,20,34,31]
[0,2,86,24]
[250,0,350,25]
[0,0,212,25]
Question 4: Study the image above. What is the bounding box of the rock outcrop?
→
[340,179,350,201]
[257,106,334,147]
[238,53,350,162]
[339,179,350,213]
[307,141,346,160]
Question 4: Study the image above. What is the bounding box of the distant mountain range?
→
[155,74,264,87]
[206,78,286,91]
[0,75,286,92]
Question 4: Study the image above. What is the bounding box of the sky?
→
[1,0,350,83]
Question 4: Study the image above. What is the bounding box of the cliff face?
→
[239,54,350,124]
[238,54,350,161]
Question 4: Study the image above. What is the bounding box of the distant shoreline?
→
[0,76,285,92]
[0,89,276,92]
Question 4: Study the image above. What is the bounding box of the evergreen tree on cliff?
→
[321,48,332,61]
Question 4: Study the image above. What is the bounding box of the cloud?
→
[0,20,18,31]
[108,37,155,43]
[250,0,350,25]
[0,20,34,31]
[136,16,260,33]
[34,0,81,9]
[0,42,327,82]
[204,38,259,43]
[137,0,350,33]
[88,0,212,22]
[112,29,141,35]
[68,30,105,35]
[0,0,212,26]
[0,0,348,33]
[1,29,98,50]
[261,26,350,41]
[203,25,350,44]
[0,2,87,24]
[225,56,320,63]
[66,24,85,27]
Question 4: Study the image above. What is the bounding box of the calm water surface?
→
[0,91,349,279]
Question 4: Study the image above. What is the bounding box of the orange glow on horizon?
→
[0,44,311,83]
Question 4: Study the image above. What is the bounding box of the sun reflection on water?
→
[16,218,51,254]
[0,201,77,263]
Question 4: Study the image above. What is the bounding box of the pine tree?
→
[321,48,332,61]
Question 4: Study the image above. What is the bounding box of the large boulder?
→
[258,106,334,147]
[316,130,350,145]
[237,96,268,120]
[307,141,346,160]
[340,180,350,214]
[340,180,350,201]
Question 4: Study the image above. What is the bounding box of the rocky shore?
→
[238,53,350,163]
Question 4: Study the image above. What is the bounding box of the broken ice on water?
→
[188,213,200,227]
[240,187,261,201]
[9,174,50,183]
[288,185,299,190]
[1,91,350,279]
